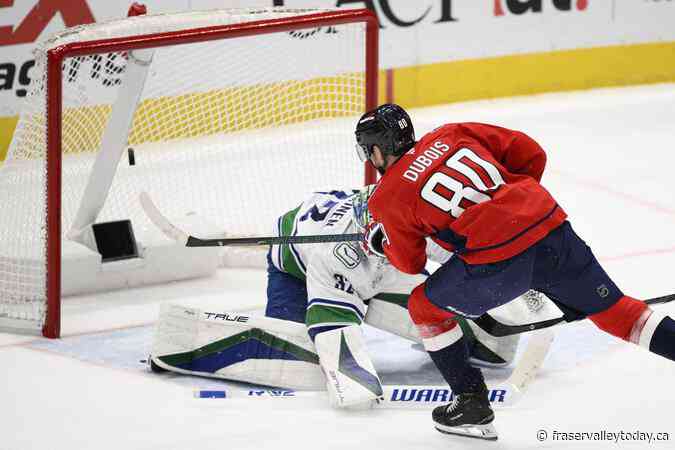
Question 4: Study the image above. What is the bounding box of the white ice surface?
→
[3,84,675,449]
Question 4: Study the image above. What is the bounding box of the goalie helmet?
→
[352,184,387,258]
[354,104,416,162]
[352,184,377,232]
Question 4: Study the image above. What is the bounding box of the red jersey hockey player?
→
[354,104,675,440]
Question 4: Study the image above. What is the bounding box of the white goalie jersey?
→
[268,190,427,339]
[266,189,431,407]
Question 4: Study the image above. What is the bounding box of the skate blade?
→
[434,422,498,441]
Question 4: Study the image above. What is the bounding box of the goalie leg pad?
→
[464,321,519,367]
[364,297,420,342]
[462,291,561,367]
[151,304,325,390]
[314,325,384,409]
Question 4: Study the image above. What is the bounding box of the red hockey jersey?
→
[368,123,567,274]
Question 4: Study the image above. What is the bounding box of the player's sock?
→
[408,285,487,394]
[589,295,648,340]
[426,334,488,393]
[630,310,675,362]
[590,295,675,362]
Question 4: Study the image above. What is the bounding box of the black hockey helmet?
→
[354,104,415,162]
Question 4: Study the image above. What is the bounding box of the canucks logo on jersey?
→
[270,189,361,280]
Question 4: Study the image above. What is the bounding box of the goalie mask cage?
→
[0,8,378,338]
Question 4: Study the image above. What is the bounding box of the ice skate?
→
[432,390,497,441]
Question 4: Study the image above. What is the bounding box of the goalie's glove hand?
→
[362,221,387,259]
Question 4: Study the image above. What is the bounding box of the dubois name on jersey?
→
[369,123,568,273]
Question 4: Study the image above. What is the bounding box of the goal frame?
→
[42,9,379,338]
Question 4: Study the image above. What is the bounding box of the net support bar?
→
[68,48,155,248]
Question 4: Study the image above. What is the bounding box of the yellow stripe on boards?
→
[0,74,365,161]
[0,117,18,163]
[392,41,675,107]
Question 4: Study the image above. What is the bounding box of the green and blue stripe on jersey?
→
[271,204,307,281]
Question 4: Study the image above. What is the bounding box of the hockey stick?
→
[142,190,669,337]
[193,384,522,409]
[139,191,362,247]
[473,294,675,337]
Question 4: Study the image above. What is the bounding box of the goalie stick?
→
[142,192,670,339]
[475,294,675,337]
[139,191,363,247]
[193,384,521,409]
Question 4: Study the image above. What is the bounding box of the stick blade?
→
[139,191,189,245]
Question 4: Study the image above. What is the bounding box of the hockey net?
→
[0,7,378,337]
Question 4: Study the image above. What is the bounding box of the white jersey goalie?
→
[151,188,542,408]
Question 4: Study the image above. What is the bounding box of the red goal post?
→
[2,8,378,338]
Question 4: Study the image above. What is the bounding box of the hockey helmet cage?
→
[354,104,415,162]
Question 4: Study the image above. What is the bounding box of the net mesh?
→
[0,8,369,331]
